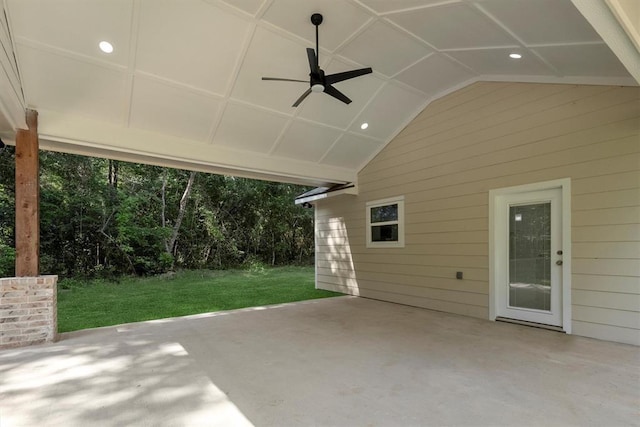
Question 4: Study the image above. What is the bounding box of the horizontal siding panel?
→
[317,253,488,270]
[359,289,488,319]
[317,281,356,295]
[408,194,488,213]
[572,171,640,195]
[316,220,362,229]
[315,239,359,249]
[572,274,640,294]
[406,205,488,223]
[572,305,639,329]
[573,188,640,211]
[560,153,640,180]
[363,94,639,181]
[572,289,640,311]
[316,214,365,224]
[316,273,360,288]
[316,268,488,290]
[316,245,355,255]
[408,218,487,234]
[318,282,486,315]
[316,223,364,232]
[372,155,640,213]
[363,149,639,208]
[317,229,363,240]
[380,83,528,153]
[403,242,488,256]
[573,242,640,259]
[364,114,639,191]
[317,262,489,282]
[391,84,576,153]
[361,136,640,201]
[315,212,358,223]
[403,84,547,132]
[325,253,488,269]
[366,85,626,171]
[354,279,487,307]
[571,320,639,346]
[315,208,364,222]
[318,271,488,294]
[399,82,500,129]
[572,224,640,242]
[572,207,640,227]
[316,274,358,290]
[317,242,488,257]
[572,259,640,276]
[407,231,488,244]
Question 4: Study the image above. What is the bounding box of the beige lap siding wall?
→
[315,82,640,345]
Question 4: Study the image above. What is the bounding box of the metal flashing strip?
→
[496,317,565,333]
[294,183,357,205]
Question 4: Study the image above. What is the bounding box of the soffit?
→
[2,0,637,186]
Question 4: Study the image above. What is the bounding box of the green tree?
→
[0,146,15,276]
[2,149,315,279]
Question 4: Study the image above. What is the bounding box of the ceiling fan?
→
[262,13,373,107]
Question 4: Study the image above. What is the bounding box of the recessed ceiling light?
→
[99,41,114,54]
[509,53,522,59]
[360,122,369,130]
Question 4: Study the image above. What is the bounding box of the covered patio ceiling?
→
[0,0,638,186]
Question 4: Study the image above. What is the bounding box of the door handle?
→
[556,260,563,266]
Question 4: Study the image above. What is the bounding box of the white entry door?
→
[494,188,563,326]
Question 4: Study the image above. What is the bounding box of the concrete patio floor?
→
[1,296,638,426]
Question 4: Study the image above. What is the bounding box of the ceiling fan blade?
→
[324,84,352,105]
[292,87,313,107]
[306,48,319,74]
[262,77,308,83]
[325,67,373,85]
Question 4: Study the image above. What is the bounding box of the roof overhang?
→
[295,183,357,205]
[0,0,637,187]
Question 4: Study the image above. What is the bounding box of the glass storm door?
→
[497,189,563,326]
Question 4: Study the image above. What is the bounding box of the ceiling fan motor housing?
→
[310,68,325,92]
[311,13,323,26]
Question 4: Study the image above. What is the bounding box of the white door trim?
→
[489,178,572,334]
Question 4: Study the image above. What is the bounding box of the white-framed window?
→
[366,196,405,248]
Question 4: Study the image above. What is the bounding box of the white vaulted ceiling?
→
[1,0,638,186]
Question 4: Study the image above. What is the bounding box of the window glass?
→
[371,224,399,242]
[371,204,398,223]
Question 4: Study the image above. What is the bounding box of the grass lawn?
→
[57,266,342,333]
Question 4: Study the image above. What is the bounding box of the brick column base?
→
[0,276,58,349]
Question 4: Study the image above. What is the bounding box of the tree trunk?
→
[271,232,276,266]
[108,159,118,189]
[161,170,168,251]
[166,171,196,255]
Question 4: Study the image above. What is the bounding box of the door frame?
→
[489,178,572,334]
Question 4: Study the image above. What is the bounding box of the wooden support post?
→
[15,109,39,277]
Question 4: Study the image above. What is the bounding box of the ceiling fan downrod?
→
[311,13,322,71]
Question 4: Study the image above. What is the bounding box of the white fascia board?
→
[605,0,640,53]
[0,33,25,130]
[0,74,24,130]
[36,109,356,187]
[572,0,640,84]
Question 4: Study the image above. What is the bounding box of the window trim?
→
[366,196,405,248]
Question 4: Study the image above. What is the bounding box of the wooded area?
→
[0,146,315,278]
